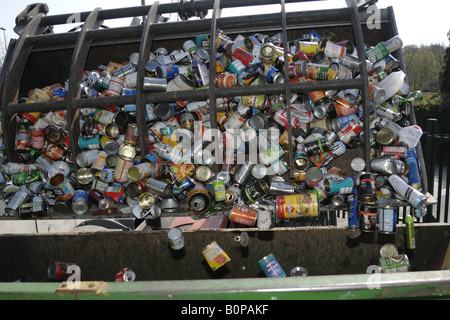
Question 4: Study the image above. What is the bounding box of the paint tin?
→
[113,155,134,183]
[359,204,378,232]
[115,268,136,282]
[258,253,286,278]
[379,254,410,273]
[202,241,231,271]
[378,205,398,234]
[277,193,319,219]
[229,204,257,227]
[168,227,185,250]
[72,190,89,215]
[49,173,75,201]
[48,262,79,281]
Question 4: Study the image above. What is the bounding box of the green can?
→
[379,254,410,273]
[405,214,416,249]
[212,179,226,202]
[12,170,42,186]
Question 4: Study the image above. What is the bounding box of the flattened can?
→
[379,254,410,273]
[359,204,378,232]
[167,227,185,250]
[378,204,397,234]
[229,203,257,227]
[277,193,319,219]
[258,253,286,278]
[48,262,79,281]
[115,268,136,282]
[202,241,231,271]
[104,186,126,204]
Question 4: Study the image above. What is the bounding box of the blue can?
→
[156,65,179,79]
[348,185,359,231]
[258,253,286,278]
[406,149,421,189]
[378,205,397,234]
[195,35,209,50]
[325,177,354,195]
[78,135,100,150]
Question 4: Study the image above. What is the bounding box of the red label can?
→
[30,127,45,149]
[47,262,79,280]
[104,185,126,203]
[337,119,362,144]
[215,73,237,88]
[115,268,136,282]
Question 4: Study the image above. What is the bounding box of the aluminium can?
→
[212,179,227,202]
[359,172,377,204]
[258,253,286,278]
[202,241,231,271]
[359,204,378,232]
[128,162,153,182]
[48,262,79,281]
[19,196,48,219]
[187,182,211,215]
[379,254,410,273]
[5,190,30,217]
[242,179,269,204]
[168,227,185,250]
[72,190,89,215]
[115,268,136,282]
[88,189,111,210]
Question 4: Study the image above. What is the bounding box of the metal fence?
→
[417,118,450,224]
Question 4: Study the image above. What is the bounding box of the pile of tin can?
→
[0,27,428,244]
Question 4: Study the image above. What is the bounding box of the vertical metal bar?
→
[136,2,160,157]
[445,139,450,223]
[436,124,444,222]
[349,1,371,171]
[66,8,103,169]
[0,14,45,162]
[425,118,437,221]
[280,0,294,181]
[209,0,221,173]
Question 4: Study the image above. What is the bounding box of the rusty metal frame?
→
[1,0,370,174]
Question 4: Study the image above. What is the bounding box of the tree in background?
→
[439,31,450,94]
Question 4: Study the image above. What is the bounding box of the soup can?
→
[258,253,286,278]
[202,241,231,271]
[229,204,257,227]
[113,155,134,183]
[49,173,75,201]
[104,186,126,204]
[168,227,185,250]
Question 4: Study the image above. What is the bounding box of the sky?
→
[0,0,448,50]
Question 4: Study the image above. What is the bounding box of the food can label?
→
[230,204,257,226]
[113,157,134,183]
[277,194,319,219]
[258,253,286,278]
[202,241,231,271]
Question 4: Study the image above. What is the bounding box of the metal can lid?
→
[305,166,323,182]
[377,127,396,145]
[196,166,212,182]
[380,243,399,258]
[53,200,71,214]
[138,192,156,210]
[216,171,231,185]
[76,168,93,185]
[252,164,268,179]
[167,227,183,241]
[290,266,308,277]
[119,145,136,159]
[351,157,366,172]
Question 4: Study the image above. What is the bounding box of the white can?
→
[167,227,185,250]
